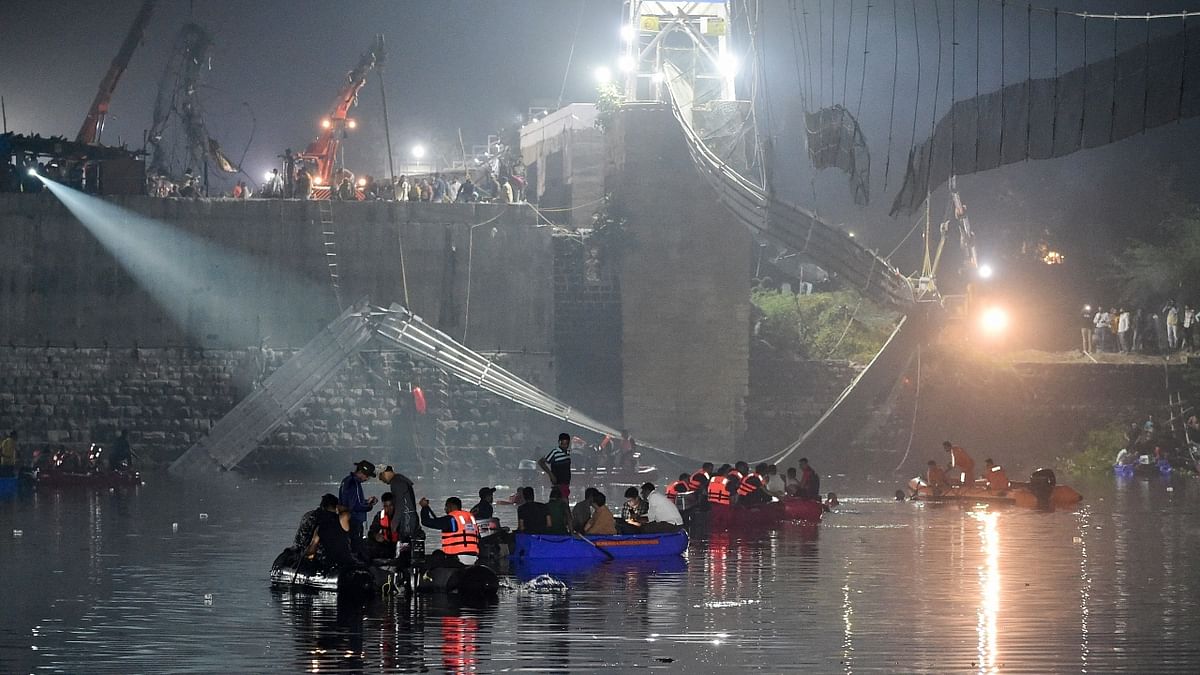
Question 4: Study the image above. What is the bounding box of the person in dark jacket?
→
[293,493,339,550]
[339,460,378,551]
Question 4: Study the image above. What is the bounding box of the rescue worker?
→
[686,462,714,492]
[706,465,733,506]
[419,496,480,564]
[666,473,692,498]
[736,462,769,502]
[367,492,400,559]
[982,458,1009,493]
[943,441,976,486]
[925,460,949,496]
[338,460,378,550]
[797,458,821,500]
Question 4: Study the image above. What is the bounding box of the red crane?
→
[298,35,385,193]
[76,0,157,145]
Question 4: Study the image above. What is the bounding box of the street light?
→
[593,65,613,84]
[620,25,636,41]
[411,144,426,159]
[978,263,994,279]
[980,307,1009,336]
[346,118,357,130]
[718,53,739,78]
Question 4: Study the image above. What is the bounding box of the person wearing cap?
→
[538,433,572,499]
[339,460,378,550]
[472,487,496,520]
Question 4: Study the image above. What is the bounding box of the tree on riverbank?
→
[751,289,897,364]
[1114,206,1200,305]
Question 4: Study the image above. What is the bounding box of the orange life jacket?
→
[686,470,710,491]
[378,509,399,543]
[707,475,732,505]
[737,471,762,496]
[985,465,1009,491]
[728,469,745,482]
[441,510,480,556]
[666,480,690,498]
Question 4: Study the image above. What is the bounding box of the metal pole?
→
[376,35,397,189]
[1,96,7,133]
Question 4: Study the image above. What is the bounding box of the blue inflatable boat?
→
[512,531,689,561]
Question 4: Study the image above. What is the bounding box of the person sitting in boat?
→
[736,462,771,504]
[618,487,647,533]
[784,467,802,497]
[925,460,949,496]
[764,464,785,497]
[706,465,734,506]
[538,433,572,499]
[728,462,747,485]
[583,491,617,535]
[640,483,684,532]
[943,441,975,486]
[571,487,599,532]
[666,474,692,498]
[516,486,551,534]
[306,506,366,572]
[292,493,340,552]
[419,496,480,564]
[686,463,714,493]
[982,459,1009,493]
[545,487,572,534]
[798,458,821,500]
[366,492,401,560]
[471,487,496,520]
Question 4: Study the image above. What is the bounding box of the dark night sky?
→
[0,0,622,181]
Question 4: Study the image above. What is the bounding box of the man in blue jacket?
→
[339,460,378,552]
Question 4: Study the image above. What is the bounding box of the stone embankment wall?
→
[740,355,863,457]
[0,194,551,352]
[0,346,547,472]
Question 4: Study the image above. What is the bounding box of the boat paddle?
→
[572,529,615,561]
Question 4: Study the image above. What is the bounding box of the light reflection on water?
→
[0,476,1198,673]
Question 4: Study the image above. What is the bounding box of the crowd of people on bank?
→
[1080,300,1200,355]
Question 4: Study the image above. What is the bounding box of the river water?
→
[1,472,1198,673]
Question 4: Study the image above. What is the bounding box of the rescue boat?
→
[781,497,826,522]
[908,469,1082,509]
[36,468,141,488]
[511,530,689,561]
[706,499,788,530]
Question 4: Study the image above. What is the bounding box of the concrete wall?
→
[0,345,549,471]
[607,105,753,456]
[520,104,605,228]
[0,195,551,353]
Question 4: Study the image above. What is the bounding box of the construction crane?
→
[298,35,385,197]
[76,0,156,145]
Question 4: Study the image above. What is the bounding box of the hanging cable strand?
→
[818,0,826,105]
[1142,12,1153,130]
[1110,16,1119,144]
[926,0,944,187]
[1025,3,1033,156]
[975,0,982,170]
[907,0,924,173]
[950,0,957,172]
[1051,9,1059,149]
[1079,13,1088,144]
[841,0,855,108]
[1180,14,1189,120]
[985,0,1200,21]
[855,0,872,187]
[884,0,900,190]
[999,0,1007,159]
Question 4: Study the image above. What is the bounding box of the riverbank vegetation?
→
[751,289,898,364]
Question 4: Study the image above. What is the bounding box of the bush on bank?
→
[751,289,897,364]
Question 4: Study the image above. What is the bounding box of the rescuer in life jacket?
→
[706,465,734,506]
[367,492,401,560]
[982,459,1010,493]
[736,462,770,504]
[943,441,976,486]
[666,473,692,498]
[419,496,480,566]
[687,462,714,493]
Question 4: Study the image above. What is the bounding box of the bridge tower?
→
[620,1,737,104]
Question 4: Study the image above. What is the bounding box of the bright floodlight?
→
[356,177,367,187]
[718,54,739,77]
[980,307,1009,335]
[978,263,994,279]
[410,144,426,159]
[594,65,613,84]
[27,167,37,176]
[617,54,636,72]
[263,171,274,182]
[346,119,357,129]
[620,25,635,41]
[320,118,331,129]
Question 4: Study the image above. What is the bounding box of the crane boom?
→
[299,35,385,189]
[76,0,156,145]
